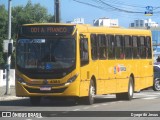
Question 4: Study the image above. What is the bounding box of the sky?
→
[0,0,160,27]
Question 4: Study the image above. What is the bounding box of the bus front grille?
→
[24,87,67,93]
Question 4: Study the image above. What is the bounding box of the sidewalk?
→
[0,86,24,101]
[0,86,15,96]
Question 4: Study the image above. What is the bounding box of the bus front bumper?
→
[15,81,79,97]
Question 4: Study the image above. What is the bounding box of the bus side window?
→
[133,36,139,59]
[124,35,132,59]
[146,36,152,59]
[98,34,107,59]
[80,37,89,66]
[108,35,115,59]
[115,35,124,59]
[139,36,146,59]
[91,34,98,60]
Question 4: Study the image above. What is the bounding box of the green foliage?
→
[12,0,54,38]
[0,52,5,68]
[0,5,7,37]
[0,5,8,49]
[0,0,55,69]
[0,5,7,68]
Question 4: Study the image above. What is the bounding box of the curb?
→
[0,96,28,101]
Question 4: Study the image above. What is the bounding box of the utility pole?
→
[5,0,12,95]
[54,0,60,23]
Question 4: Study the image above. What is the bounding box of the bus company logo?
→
[117,65,126,72]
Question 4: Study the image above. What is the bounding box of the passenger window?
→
[132,36,139,59]
[107,35,115,59]
[124,36,132,59]
[146,36,152,59]
[139,36,146,59]
[115,35,124,59]
[98,35,107,59]
[80,37,89,66]
[91,34,98,60]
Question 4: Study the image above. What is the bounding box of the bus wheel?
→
[83,80,95,105]
[30,97,41,106]
[116,77,134,100]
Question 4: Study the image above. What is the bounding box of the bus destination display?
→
[19,25,75,36]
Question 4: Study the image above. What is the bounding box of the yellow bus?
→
[16,23,153,105]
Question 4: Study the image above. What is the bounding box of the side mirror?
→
[8,43,13,56]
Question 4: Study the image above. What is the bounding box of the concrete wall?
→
[0,69,15,87]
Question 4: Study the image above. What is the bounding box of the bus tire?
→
[30,97,41,106]
[83,79,95,105]
[116,77,134,100]
[125,77,134,100]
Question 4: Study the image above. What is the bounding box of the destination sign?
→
[19,25,75,37]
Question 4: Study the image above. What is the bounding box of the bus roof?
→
[21,23,151,36]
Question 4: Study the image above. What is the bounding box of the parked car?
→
[153,63,160,91]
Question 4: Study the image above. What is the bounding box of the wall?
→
[0,69,15,87]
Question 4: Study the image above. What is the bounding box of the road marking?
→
[101,103,108,106]
[73,109,80,111]
[83,107,90,109]
[93,105,99,108]
[78,92,160,111]
[142,97,159,100]
[110,102,116,104]
[117,101,123,103]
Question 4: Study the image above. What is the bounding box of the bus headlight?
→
[65,74,79,86]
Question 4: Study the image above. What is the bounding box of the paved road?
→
[0,89,160,120]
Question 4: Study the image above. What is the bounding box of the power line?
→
[73,0,160,14]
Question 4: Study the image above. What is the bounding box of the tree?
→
[0,0,55,69]
[0,5,7,41]
[0,5,7,68]
[12,0,54,37]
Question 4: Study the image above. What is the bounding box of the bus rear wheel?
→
[30,97,41,106]
[116,77,134,100]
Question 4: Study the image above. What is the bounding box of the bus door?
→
[79,34,91,96]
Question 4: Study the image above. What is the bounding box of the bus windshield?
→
[16,38,76,72]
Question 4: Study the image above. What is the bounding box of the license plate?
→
[40,87,51,91]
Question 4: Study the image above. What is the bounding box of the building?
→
[66,18,84,24]
[93,17,119,27]
[151,27,160,49]
[129,19,158,28]
[129,19,160,50]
